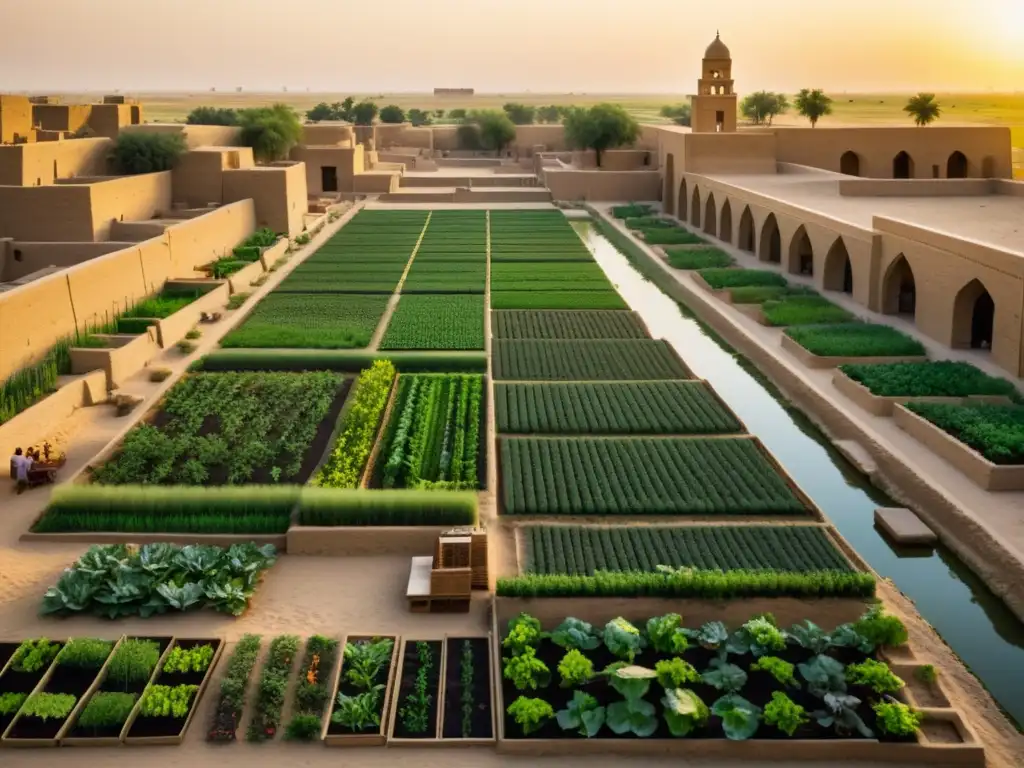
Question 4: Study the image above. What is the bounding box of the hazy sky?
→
[2,0,1023,93]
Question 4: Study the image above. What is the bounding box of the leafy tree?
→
[379,105,405,124]
[563,103,640,167]
[186,106,238,126]
[537,105,561,123]
[238,104,303,162]
[904,93,941,126]
[740,91,789,126]
[471,110,516,154]
[794,89,833,127]
[503,102,536,125]
[352,101,379,126]
[434,109,445,118]
[456,123,482,150]
[659,104,691,126]
[337,97,355,122]
[305,102,335,122]
[407,109,432,127]
[448,108,467,121]
[112,131,187,174]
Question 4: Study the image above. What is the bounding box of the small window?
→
[13,249,23,262]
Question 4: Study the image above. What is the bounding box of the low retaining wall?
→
[780,334,930,369]
[0,371,106,474]
[153,283,230,347]
[286,525,450,556]
[892,405,1024,491]
[832,369,1014,418]
[259,239,289,270]
[70,332,160,389]
[227,260,264,294]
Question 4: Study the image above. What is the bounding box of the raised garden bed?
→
[892,403,1024,491]
[123,637,224,745]
[63,636,174,745]
[0,639,65,743]
[441,636,495,743]
[206,634,262,742]
[323,635,399,746]
[387,638,444,744]
[832,366,1015,418]
[246,634,299,742]
[781,332,928,370]
[283,635,340,741]
[663,246,733,270]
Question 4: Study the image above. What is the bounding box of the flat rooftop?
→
[702,172,1024,256]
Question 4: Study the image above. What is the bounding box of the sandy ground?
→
[2,203,1023,766]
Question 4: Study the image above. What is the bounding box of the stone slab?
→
[835,439,878,477]
[875,507,938,546]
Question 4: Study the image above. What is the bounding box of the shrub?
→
[284,713,322,740]
[379,105,405,123]
[611,203,653,219]
[33,485,298,534]
[78,692,138,729]
[496,569,876,599]
[761,295,853,326]
[238,104,303,162]
[185,329,202,340]
[471,110,516,153]
[840,361,1021,401]
[211,258,250,278]
[149,368,172,383]
[177,339,198,354]
[112,131,187,174]
[58,638,114,669]
[915,664,938,684]
[785,323,926,358]
[664,246,733,270]
[699,268,788,289]
[187,107,238,126]
[297,488,478,526]
[456,123,482,150]
[852,605,909,649]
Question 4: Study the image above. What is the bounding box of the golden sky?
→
[2,0,1022,93]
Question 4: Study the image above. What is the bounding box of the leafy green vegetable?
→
[344,637,394,690]
[0,693,27,716]
[163,644,214,674]
[873,699,923,736]
[606,666,658,737]
[750,656,798,687]
[502,613,543,656]
[763,692,807,737]
[688,621,728,650]
[107,639,162,689]
[331,685,384,731]
[11,638,61,673]
[503,646,551,691]
[603,617,645,661]
[799,655,847,697]
[662,688,708,737]
[811,692,873,738]
[701,657,747,693]
[655,657,700,689]
[550,617,599,651]
[556,690,605,737]
[846,659,904,695]
[728,617,787,657]
[58,638,113,669]
[78,692,137,729]
[507,696,554,735]
[20,692,77,721]
[645,613,689,654]
[712,694,762,740]
[557,649,594,688]
[851,605,909,650]
[138,685,198,719]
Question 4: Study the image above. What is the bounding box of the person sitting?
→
[10,447,34,494]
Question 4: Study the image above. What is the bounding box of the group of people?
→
[9,443,52,494]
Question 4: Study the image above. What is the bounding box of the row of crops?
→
[490,210,860,595]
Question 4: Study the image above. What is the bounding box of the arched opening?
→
[758,213,781,263]
[823,238,853,294]
[677,177,687,221]
[947,151,968,179]
[690,187,701,227]
[893,151,914,179]
[840,151,860,177]
[882,255,917,318]
[738,206,755,252]
[953,279,995,351]
[787,225,814,276]
[663,153,675,214]
[703,193,718,237]
[720,199,733,244]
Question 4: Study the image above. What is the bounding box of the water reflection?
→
[574,222,1024,727]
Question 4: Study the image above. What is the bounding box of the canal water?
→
[573,220,1024,728]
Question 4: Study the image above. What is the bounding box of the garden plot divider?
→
[122,637,224,746]
[322,634,400,747]
[386,636,446,746]
[62,635,175,747]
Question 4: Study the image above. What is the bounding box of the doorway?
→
[321,166,338,193]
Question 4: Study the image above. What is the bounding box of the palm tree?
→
[904,93,941,126]
[795,88,833,128]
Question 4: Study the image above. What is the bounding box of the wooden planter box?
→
[61,635,175,747]
[386,637,446,746]
[0,639,67,747]
[322,634,400,746]
[122,637,224,746]
[831,369,1014,418]
[780,334,928,370]
[437,635,496,744]
[892,404,1024,491]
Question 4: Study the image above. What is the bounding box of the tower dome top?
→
[704,32,731,59]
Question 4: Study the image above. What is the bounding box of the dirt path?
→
[367,212,433,350]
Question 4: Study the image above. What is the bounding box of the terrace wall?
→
[0,241,134,281]
[86,172,173,240]
[543,169,661,201]
[222,164,306,236]
[0,137,113,186]
[172,147,255,207]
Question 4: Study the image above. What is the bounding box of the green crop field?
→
[500,436,809,516]
[490,262,615,292]
[381,294,485,350]
[220,293,389,348]
[492,310,648,339]
[496,381,742,435]
[401,260,485,293]
[521,524,854,575]
[493,339,690,380]
[373,373,485,489]
[491,290,627,310]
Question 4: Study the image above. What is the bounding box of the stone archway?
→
[703,192,718,237]
[677,177,687,221]
[840,151,861,177]
[893,151,914,179]
[823,237,853,294]
[758,213,781,263]
[720,199,733,244]
[738,206,755,252]
[690,187,701,227]
[952,279,996,350]
[663,153,675,213]
[947,151,968,179]
[787,225,814,276]
[882,255,917,317]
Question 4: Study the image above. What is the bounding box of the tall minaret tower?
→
[690,32,738,133]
